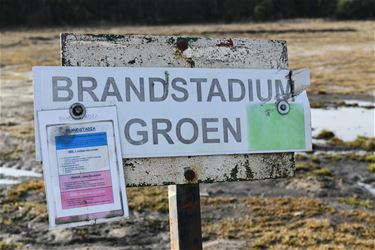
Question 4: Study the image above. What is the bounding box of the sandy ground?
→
[0,20,374,249]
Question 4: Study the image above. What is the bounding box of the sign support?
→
[169,184,202,250]
[59,33,301,249]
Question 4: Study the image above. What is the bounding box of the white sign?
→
[38,106,128,228]
[33,66,312,160]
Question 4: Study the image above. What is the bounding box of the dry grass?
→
[1,181,375,249]
[0,149,21,161]
[0,180,48,224]
[294,161,333,177]
[2,122,35,141]
[0,241,23,250]
[203,196,375,249]
[0,22,374,247]
[1,20,374,96]
[328,136,375,151]
[127,186,169,213]
[6,179,45,201]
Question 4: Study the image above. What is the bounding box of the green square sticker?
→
[247,103,305,151]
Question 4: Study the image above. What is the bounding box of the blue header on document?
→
[55,132,108,150]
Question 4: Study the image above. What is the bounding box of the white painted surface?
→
[33,66,312,158]
[59,34,295,186]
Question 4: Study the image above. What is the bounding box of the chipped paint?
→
[164,70,170,85]
[61,33,294,186]
[182,47,193,59]
[216,38,234,47]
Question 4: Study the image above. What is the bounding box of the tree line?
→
[0,0,373,28]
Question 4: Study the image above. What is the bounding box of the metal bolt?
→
[276,100,290,115]
[280,103,287,111]
[73,106,83,115]
[184,168,196,181]
[176,38,188,51]
[69,103,86,120]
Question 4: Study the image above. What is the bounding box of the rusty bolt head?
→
[184,168,196,181]
[176,38,188,51]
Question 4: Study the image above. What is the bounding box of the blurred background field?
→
[0,0,374,249]
[1,0,374,27]
[1,20,374,96]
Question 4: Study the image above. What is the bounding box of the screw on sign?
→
[277,100,290,115]
[176,38,189,51]
[69,102,86,119]
[184,168,196,181]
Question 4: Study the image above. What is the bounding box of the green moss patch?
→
[295,162,315,171]
[368,163,375,173]
[365,154,375,163]
[0,241,23,250]
[295,162,332,177]
[312,167,332,177]
[338,196,373,209]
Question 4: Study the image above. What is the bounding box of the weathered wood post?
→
[169,184,202,249]
[60,34,294,249]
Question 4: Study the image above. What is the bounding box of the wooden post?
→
[169,184,202,250]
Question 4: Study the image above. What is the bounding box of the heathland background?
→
[1,0,374,28]
[0,1,374,249]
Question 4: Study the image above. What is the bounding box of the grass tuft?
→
[312,167,332,177]
[295,161,332,177]
[368,163,375,173]
[338,196,373,209]
[316,130,335,140]
[295,162,314,171]
[7,179,45,202]
[127,186,168,213]
[203,196,375,249]
[328,136,375,151]
[350,136,375,151]
[365,154,375,163]
[0,241,23,250]
[201,197,238,206]
[3,123,35,141]
[0,150,21,161]
[1,180,48,224]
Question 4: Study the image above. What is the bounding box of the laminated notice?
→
[37,106,128,228]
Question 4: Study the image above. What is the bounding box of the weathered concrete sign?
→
[31,34,308,186]
[33,66,311,159]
